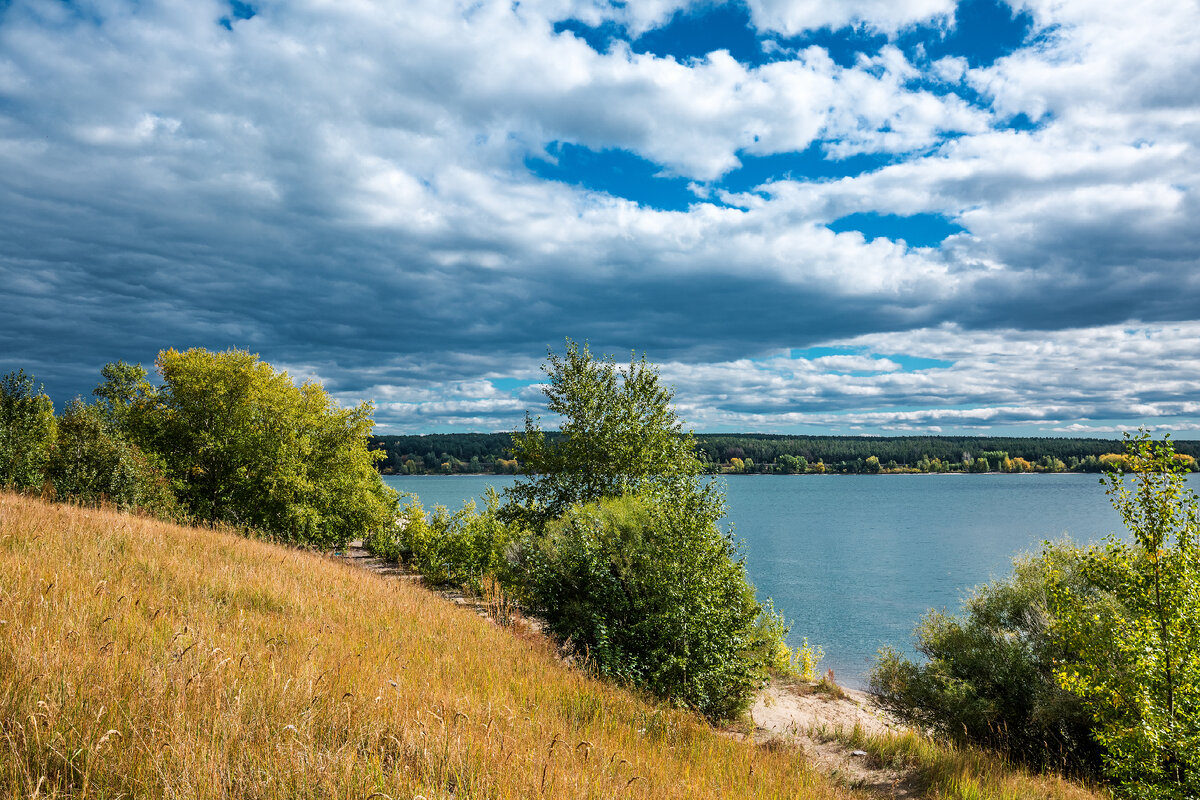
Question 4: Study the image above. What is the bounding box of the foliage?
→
[125,348,397,547]
[521,492,776,721]
[777,453,806,474]
[45,400,178,516]
[368,489,520,592]
[795,638,826,682]
[754,601,825,682]
[93,360,156,437]
[692,434,1199,471]
[371,430,1200,475]
[487,341,785,720]
[869,542,1102,773]
[0,370,56,492]
[1050,433,1200,797]
[501,340,701,529]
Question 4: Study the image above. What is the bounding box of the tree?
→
[870,542,1102,773]
[501,340,701,529]
[777,454,803,474]
[501,340,783,719]
[93,360,154,434]
[46,399,177,516]
[0,370,56,492]
[127,348,397,547]
[523,490,774,720]
[1051,433,1200,796]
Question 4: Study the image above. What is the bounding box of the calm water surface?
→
[382,473,1124,688]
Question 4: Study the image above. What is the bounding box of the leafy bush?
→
[521,489,777,721]
[1049,433,1200,797]
[370,342,788,721]
[46,400,178,517]
[0,370,56,492]
[872,433,1200,795]
[105,349,397,547]
[367,489,520,593]
[870,542,1102,774]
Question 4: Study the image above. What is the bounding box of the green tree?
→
[501,340,783,719]
[870,542,1102,773]
[523,491,774,720]
[46,399,177,516]
[1051,433,1200,796]
[502,340,701,529]
[133,348,397,547]
[0,370,56,492]
[92,360,155,435]
[777,454,803,474]
[864,455,882,473]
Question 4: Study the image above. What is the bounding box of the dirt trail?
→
[750,683,922,797]
[333,540,923,798]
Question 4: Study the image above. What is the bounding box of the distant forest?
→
[371,433,1200,475]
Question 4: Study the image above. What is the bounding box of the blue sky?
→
[1,0,1199,435]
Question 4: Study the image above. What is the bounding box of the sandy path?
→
[750,683,922,797]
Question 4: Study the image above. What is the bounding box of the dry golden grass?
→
[836,726,1110,800]
[0,492,1111,799]
[0,492,843,799]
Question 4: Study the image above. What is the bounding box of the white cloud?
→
[744,0,955,37]
[1,0,1199,435]
[651,322,1200,434]
[811,355,901,372]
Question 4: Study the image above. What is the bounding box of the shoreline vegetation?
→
[373,432,1200,476]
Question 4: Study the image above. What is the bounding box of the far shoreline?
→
[380,471,1107,477]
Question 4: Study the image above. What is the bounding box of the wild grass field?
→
[0,492,1107,799]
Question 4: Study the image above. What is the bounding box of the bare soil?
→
[750,682,923,797]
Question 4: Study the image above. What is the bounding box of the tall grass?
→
[836,725,1109,800]
[0,492,1111,799]
[0,492,839,799]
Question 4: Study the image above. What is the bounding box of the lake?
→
[381,473,1124,688]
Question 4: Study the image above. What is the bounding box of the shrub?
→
[872,433,1200,794]
[367,489,520,593]
[0,370,56,492]
[1050,433,1200,797]
[45,400,178,517]
[108,349,397,547]
[521,489,778,721]
[870,542,1102,774]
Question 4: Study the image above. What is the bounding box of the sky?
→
[1,0,1199,436]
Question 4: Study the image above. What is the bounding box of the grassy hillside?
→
[0,493,1106,799]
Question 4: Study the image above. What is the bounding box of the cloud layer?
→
[1,0,1197,434]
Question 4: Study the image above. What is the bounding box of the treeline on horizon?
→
[372,432,1200,475]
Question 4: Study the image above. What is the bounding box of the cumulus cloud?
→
[745,0,956,37]
[656,322,1200,434]
[0,0,1197,435]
